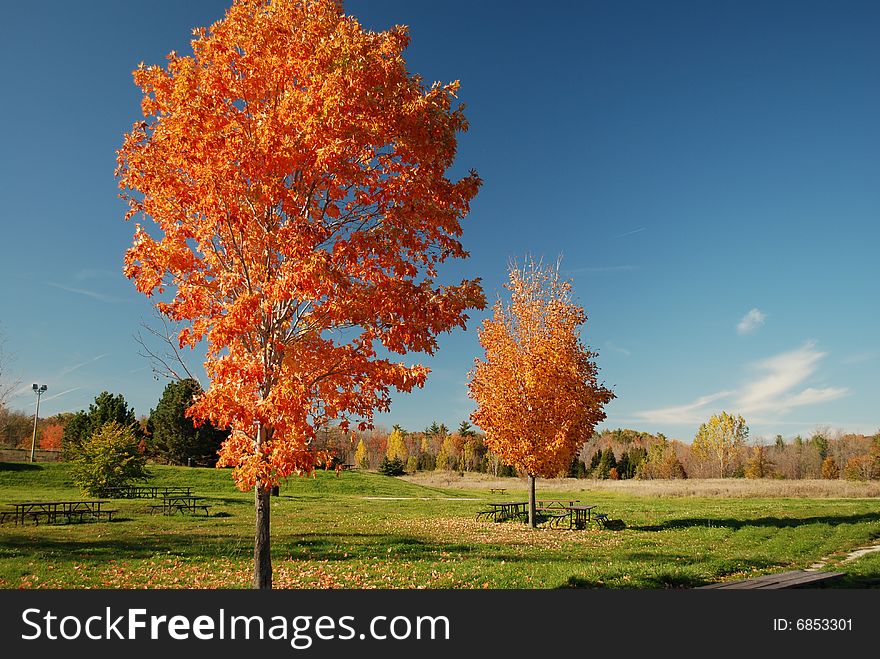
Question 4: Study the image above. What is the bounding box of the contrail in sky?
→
[613,226,647,239]
[43,387,82,402]
[57,353,110,378]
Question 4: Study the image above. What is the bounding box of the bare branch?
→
[133,310,202,386]
[0,327,21,409]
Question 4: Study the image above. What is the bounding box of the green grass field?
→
[1,462,879,589]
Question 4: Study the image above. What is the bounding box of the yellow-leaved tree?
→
[386,425,409,462]
[692,411,748,478]
[467,258,614,527]
[354,438,368,469]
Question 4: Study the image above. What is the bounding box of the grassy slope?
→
[1,462,878,589]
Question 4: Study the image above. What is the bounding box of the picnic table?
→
[150,495,211,516]
[476,501,528,522]
[475,499,605,530]
[2,500,114,525]
[558,505,597,530]
[536,499,580,509]
[104,485,194,499]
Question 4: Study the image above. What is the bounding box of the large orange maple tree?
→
[116,0,483,588]
[468,259,614,527]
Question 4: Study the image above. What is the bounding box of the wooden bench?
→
[698,570,845,589]
[488,488,507,495]
[28,511,50,525]
[58,509,118,523]
[543,510,573,528]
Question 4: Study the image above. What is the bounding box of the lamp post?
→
[29,384,47,463]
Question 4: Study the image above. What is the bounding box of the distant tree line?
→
[313,419,880,482]
[3,395,880,482]
[0,380,229,467]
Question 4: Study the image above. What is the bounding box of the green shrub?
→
[70,421,150,496]
[378,456,406,477]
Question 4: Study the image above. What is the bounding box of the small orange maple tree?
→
[39,423,64,451]
[117,0,483,587]
[468,258,614,527]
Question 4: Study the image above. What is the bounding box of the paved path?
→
[808,541,880,571]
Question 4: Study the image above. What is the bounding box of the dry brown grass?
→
[402,471,880,498]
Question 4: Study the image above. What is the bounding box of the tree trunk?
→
[527,474,537,529]
[254,483,272,589]
[253,423,272,589]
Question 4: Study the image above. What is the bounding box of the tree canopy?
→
[70,422,149,497]
[468,258,614,526]
[62,391,142,457]
[692,411,749,478]
[117,0,482,587]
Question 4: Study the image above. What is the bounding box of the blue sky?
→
[1,0,878,443]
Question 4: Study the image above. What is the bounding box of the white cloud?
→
[775,387,849,410]
[737,308,766,335]
[736,342,847,415]
[635,391,732,425]
[633,341,847,426]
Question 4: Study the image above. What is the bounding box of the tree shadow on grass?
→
[630,511,880,532]
[0,462,42,472]
[0,532,253,561]
[557,551,783,589]
[558,573,708,589]
[279,531,523,562]
[0,528,531,565]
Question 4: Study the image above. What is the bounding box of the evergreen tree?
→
[457,420,476,437]
[810,433,829,461]
[567,455,587,478]
[588,449,602,473]
[62,391,142,458]
[616,446,647,479]
[595,447,618,479]
[149,378,228,466]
